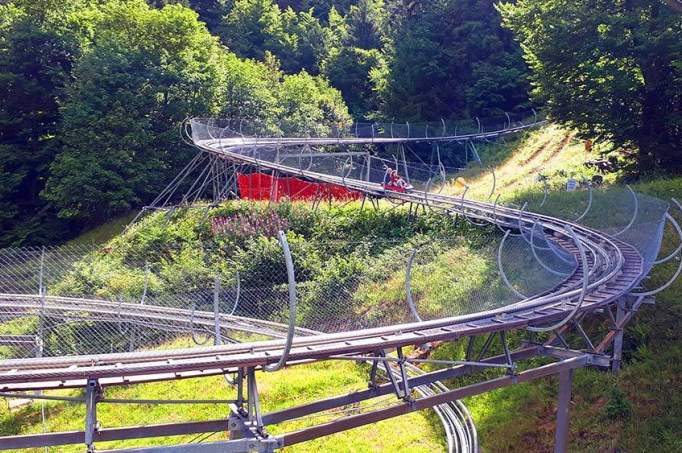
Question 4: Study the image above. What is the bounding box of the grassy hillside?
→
[436,126,682,451]
[447,124,611,201]
[1,124,680,451]
[0,359,445,452]
[455,176,682,452]
[65,212,137,246]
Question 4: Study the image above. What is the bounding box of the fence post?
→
[36,246,46,359]
[129,263,150,352]
[554,369,573,453]
[214,274,222,346]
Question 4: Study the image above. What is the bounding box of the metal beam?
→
[97,437,283,453]
[611,300,626,372]
[0,346,541,450]
[554,369,573,453]
[280,356,588,447]
[264,346,540,426]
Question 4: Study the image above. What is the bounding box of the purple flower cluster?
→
[211,211,289,240]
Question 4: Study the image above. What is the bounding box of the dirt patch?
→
[518,138,553,166]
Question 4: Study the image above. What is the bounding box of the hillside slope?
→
[1,124,679,452]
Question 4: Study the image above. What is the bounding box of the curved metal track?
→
[0,118,658,453]
[0,121,644,386]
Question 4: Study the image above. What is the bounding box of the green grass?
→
[459,174,682,452]
[0,356,445,452]
[448,124,613,201]
[65,211,137,246]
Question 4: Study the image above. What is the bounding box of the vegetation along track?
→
[0,117,648,385]
[0,117,670,453]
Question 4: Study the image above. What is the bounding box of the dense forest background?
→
[0,0,680,246]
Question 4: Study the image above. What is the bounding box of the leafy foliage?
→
[499,0,682,174]
[0,2,84,245]
[320,0,386,117]
[374,0,530,120]
[219,0,331,74]
[43,1,229,223]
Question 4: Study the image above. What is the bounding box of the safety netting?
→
[0,181,673,363]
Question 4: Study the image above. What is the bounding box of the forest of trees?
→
[0,0,680,245]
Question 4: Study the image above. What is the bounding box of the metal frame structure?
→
[0,114,676,453]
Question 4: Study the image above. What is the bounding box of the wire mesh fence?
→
[192,110,544,142]
[0,226,579,362]
[0,112,674,366]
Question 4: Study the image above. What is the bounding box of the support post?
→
[85,379,101,452]
[554,369,573,453]
[214,275,222,346]
[236,368,245,411]
[365,154,371,182]
[465,336,475,362]
[396,347,411,401]
[612,299,626,372]
[368,351,380,390]
[228,413,244,440]
[36,246,46,358]
[247,367,263,434]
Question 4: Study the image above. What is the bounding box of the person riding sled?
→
[382,164,413,192]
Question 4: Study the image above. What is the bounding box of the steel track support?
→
[235,368,245,411]
[499,331,515,375]
[85,379,102,452]
[554,369,573,453]
[368,350,381,390]
[97,437,283,453]
[476,332,497,361]
[611,299,626,373]
[222,368,281,452]
[465,336,475,362]
[554,331,571,349]
[228,412,244,440]
[379,350,403,399]
[573,321,595,351]
[247,367,264,435]
[396,347,412,402]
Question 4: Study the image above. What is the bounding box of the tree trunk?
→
[637,54,679,175]
[633,1,681,175]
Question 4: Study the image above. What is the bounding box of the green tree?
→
[188,0,232,31]
[44,1,229,223]
[499,0,682,173]
[346,0,384,49]
[220,0,290,61]
[0,1,85,245]
[220,0,330,74]
[221,52,281,120]
[323,47,384,117]
[376,0,529,120]
[274,0,355,19]
[320,1,385,118]
[280,8,329,74]
[275,71,351,134]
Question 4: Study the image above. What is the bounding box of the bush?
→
[605,387,632,420]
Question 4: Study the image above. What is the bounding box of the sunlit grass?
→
[442,124,614,201]
[0,340,446,453]
[459,176,682,451]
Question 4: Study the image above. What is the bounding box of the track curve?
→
[0,120,646,386]
[0,117,663,453]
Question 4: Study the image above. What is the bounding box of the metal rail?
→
[0,117,666,453]
[0,121,645,384]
